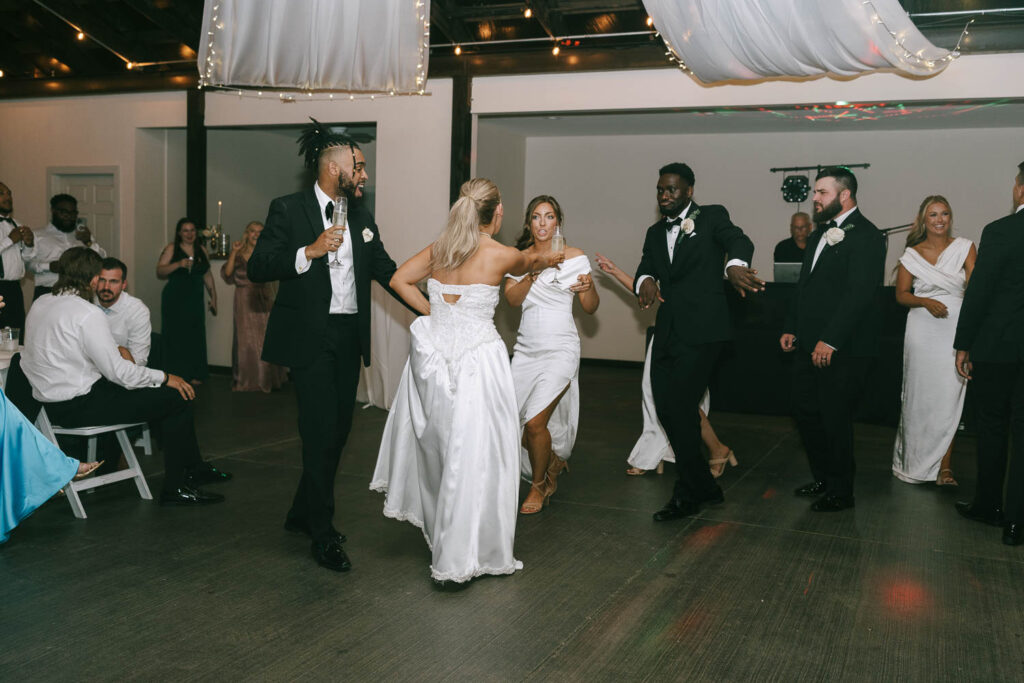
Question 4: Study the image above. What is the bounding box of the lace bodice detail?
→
[426,279,501,360]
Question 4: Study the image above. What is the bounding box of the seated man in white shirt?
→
[95,257,151,366]
[27,194,106,300]
[21,247,231,506]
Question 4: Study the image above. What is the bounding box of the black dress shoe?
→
[186,462,233,485]
[795,481,827,497]
[159,485,225,506]
[955,501,1004,526]
[653,499,700,522]
[312,540,352,572]
[811,494,855,512]
[1002,523,1023,546]
[284,519,347,545]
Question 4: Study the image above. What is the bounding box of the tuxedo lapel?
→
[301,189,332,290]
[349,206,365,287]
[670,202,699,272]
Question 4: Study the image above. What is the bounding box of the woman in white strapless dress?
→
[505,196,600,514]
[592,253,736,478]
[892,196,976,486]
[370,179,564,584]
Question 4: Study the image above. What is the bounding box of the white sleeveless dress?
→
[627,336,711,470]
[370,279,523,583]
[892,237,972,483]
[508,254,591,477]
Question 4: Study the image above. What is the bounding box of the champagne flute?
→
[330,195,348,269]
[550,225,566,285]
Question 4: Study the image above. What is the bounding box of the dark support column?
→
[186,88,207,227]
[449,74,472,205]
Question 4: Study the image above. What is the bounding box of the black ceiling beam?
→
[0,69,197,98]
[129,0,201,50]
[431,0,474,44]
[431,40,667,77]
[10,7,111,75]
[528,0,569,39]
[41,0,141,61]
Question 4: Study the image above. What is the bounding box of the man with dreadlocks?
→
[249,118,404,573]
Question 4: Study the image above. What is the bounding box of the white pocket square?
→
[362,228,374,243]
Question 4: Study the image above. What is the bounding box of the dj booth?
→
[707,282,911,426]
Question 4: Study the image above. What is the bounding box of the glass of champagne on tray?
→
[330,195,348,268]
[550,223,566,285]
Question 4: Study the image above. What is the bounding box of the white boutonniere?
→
[825,226,846,246]
[362,228,374,243]
[683,207,700,238]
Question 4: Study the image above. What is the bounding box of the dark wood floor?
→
[2,366,1021,682]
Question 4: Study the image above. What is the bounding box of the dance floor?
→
[2,366,1020,681]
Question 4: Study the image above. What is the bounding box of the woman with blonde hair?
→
[892,195,976,486]
[506,195,599,513]
[371,178,563,583]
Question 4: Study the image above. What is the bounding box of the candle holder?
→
[205,224,230,258]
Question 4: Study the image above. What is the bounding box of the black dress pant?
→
[0,279,25,337]
[971,361,1024,523]
[45,378,203,491]
[650,339,723,504]
[792,351,869,498]
[287,314,361,544]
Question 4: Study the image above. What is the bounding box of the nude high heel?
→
[709,451,737,478]
[545,456,568,497]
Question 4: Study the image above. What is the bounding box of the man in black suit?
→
[635,162,763,521]
[780,167,885,512]
[953,161,1024,546]
[248,121,403,572]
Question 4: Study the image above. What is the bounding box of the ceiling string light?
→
[201,1,429,99]
[860,0,968,69]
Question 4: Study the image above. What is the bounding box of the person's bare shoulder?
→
[565,246,585,258]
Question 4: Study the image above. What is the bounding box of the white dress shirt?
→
[96,291,152,366]
[634,202,749,294]
[810,205,858,270]
[28,223,107,288]
[293,182,358,314]
[0,214,32,281]
[22,293,164,402]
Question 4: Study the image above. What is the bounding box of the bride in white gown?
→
[506,195,599,514]
[892,196,976,485]
[370,178,563,583]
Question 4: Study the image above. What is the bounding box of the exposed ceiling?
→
[481,98,1024,136]
[1,1,1023,97]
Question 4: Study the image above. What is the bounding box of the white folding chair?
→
[34,407,153,519]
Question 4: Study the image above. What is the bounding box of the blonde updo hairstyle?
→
[905,195,953,248]
[431,178,501,272]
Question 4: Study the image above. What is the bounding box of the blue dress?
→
[1,390,78,543]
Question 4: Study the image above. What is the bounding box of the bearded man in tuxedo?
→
[249,120,405,572]
[953,161,1024,546]
[635,162,763,522]
[780,167,885,512]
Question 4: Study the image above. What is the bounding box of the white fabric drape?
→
[643,0,957,83]
[199,0,429,93]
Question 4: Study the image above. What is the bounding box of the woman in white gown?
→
[893,195,976,485]
[505,196,599,514]
[593,253,735,477]
[370,179,563,583]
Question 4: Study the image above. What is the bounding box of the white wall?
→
[518,127,1024,362]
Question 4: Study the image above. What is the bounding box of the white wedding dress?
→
[508,254,591,477]
[370,279,523,583]
[627,335,711,470]
[892,237,972,483]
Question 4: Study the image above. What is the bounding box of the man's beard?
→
[336,173,361,202]
[812,196,843,223]
[56,222,76,233]
[96,291,115,303]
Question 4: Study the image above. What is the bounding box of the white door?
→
[49,170,118,255]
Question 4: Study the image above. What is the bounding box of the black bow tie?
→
[824,220,837,229]
[325,202,334,223]
[0,216,13,225]
[665,217,682,231]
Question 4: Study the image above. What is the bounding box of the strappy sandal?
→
[626,461,664,476]
[73,460,105,481]
[936,468,958,487]
[709,451,738,478]
[545,456,569,496]
[519,479,550,515]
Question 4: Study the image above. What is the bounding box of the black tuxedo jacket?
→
[248,188,399,369]
[783,208,885,356]
[953,208,1024,363]
[634,202,754,348]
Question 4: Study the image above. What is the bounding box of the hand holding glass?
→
[550,227,566,285]
[330,196,348,269]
